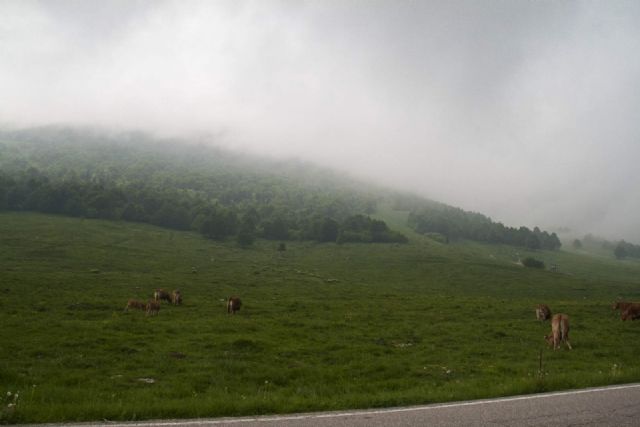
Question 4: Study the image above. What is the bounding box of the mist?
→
[2,0,639,241]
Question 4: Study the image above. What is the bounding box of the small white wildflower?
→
[6,391,11,397]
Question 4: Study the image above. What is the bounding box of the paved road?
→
[24,383,640,427]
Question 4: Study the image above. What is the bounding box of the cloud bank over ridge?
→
[1,0,639,240]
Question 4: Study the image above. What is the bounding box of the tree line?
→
[407,205,561,250]
[573,234,640,260]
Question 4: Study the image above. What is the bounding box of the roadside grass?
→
[1,212,639,423]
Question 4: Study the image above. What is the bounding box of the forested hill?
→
[403,199,562,250]
[0,126,561,250]
[0,126,407,245]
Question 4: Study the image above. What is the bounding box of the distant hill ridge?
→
[0,126,559,249]
[0,126,405,244]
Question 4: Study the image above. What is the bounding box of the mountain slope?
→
[0,126,562,250]
[0,126,408,244]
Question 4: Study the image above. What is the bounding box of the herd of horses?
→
[124,290,242,316]
[123,291,638,352]
[536,301,640,350]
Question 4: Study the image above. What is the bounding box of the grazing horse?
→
[227,296,242,314]
[172,290,182,306]
[621,304,640,321]
[535,304,551,321]
[545,314,572,350]
[124,299,146,312]
[146,300,160,316]
[154,289,172,303]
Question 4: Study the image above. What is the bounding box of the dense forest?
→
[383,192,561,250]
[0,126,568,250]
[0,127,407,245]
[407,205,562,250]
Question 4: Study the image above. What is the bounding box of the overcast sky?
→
[1,0,639,241]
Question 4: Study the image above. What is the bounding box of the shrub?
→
[522,257,545,269]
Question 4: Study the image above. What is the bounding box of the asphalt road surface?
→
[24,383,640,427]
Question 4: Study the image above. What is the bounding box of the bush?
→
[614,243,627,259]
[522,257,545,269]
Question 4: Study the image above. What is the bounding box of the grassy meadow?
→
[1,212,640,423]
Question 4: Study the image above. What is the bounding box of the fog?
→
[2,0,640,241]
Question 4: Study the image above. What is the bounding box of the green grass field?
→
[1,212,639,423]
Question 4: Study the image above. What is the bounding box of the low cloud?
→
[1,0,639,241]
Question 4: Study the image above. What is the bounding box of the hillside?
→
[0,127,407,245]
[1,212,639,423]
[1,131,638,421]
[0,126,564,252]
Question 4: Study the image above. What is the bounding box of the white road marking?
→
[43,383,640,426]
